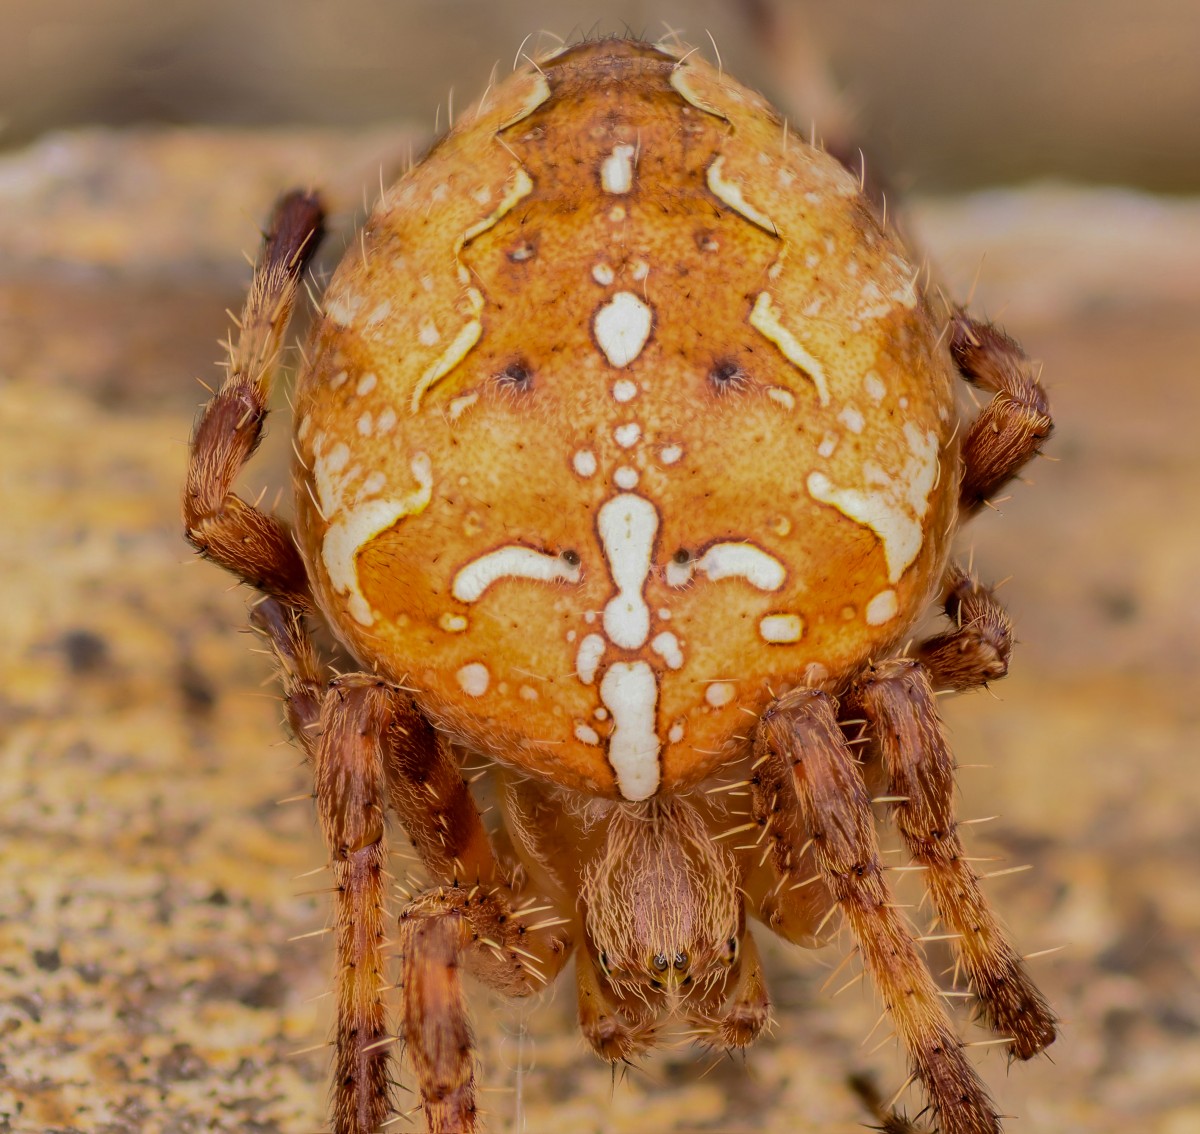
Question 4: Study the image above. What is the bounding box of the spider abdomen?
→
[294,39,958,801]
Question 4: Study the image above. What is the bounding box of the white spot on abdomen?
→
[600,661,661,801]
[706,156,777,234]
[704,682,736,708]
[451,546,582,603]
[759,613,805,643]
[574,723,601,746]
[593,292,653,368]
[456,663,489,697]
[572,449,597,478]
[575,633,606,685]
[597,494,658,649]
[613,423,642,448]
[325,291,363,326]
[865,589,899,625]
[838,404,865,433]
[364,301,391,326]
[447,394,477,422]
[651,631,684,670]
[410,295,484,411]
[600,143,637,194]
[767,387,796,411]
[321,453,433,626]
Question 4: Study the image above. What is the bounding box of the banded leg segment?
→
[756,689,999,1134]
[250,596,324,751]
[383,709,498,887]
[951,312,1053,515]
[183,191,325,608]
[313,677,400,1134]
[849,660,1057,1060]
[748,747,838,949]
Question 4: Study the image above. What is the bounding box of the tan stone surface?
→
[2,128,1198,1133]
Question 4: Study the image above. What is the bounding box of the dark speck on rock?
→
[59,628,108,673]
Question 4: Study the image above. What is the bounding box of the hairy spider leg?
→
[951,312,1053,515]
[917,563,1014,692]
[848,659,1057,1060]
[184,191,325,609]
[254,598,573,1134]
[755,689,1001,1134]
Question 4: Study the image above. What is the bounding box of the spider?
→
[184,37,1056,1134]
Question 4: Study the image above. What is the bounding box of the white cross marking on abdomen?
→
[596,493,658,649]
[665,541,787,591]
[451,546,581,603]
[600,660,660,801]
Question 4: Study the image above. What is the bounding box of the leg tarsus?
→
[399,913,477,1134]
[689,929,772,1051]
[250,596,324,753]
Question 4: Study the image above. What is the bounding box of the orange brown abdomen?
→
[293,40,958,801]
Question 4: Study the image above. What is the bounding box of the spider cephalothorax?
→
[185,36,1055,1134]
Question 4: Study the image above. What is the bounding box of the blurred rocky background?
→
[2,0,1198,192]
[1,2,1198,1133]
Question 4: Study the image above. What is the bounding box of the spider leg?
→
[385,720,573,1133]
[576,950,657,1062]
[183,191,325,609]
[916,562,1013,691]
[396,877,571,1134]
[848,659,1057,1061]
[314,675,402,1134]
[685,928,772,1051]
[755,688,1000,1134]
[746,755,838,949]
[386,711,574,1133]
[253,600,572,1133]
[951,311,1053,515]
[254,600,397,1131]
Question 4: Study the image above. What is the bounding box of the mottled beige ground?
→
[2,128,1199,1134]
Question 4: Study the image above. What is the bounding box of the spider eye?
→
[673,951,688,970]
[598,951,612,977]
[651,953,669,973]
[725,937,739,965]
[561,549,581,567]
[672,549,691,565]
